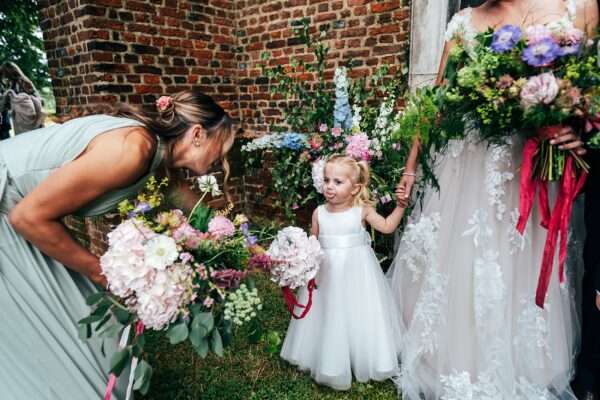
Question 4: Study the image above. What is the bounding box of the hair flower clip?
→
[156,96,172,112]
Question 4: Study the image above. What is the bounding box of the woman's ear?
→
[191,124,207,146]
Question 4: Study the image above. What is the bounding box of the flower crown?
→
[156,95,172,112]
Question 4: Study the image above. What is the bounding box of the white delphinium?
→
[268,226,324,289]
[351,103,362,132]
[223,284,262,326]
[374,96,395,143]
[311,158,326,194]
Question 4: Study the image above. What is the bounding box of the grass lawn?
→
[140,274,398,400]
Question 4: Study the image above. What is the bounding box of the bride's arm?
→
[397,41,454,201]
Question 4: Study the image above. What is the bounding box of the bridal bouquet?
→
[79,176,262,398]
[394,22,600,307]
[259,226,323,319]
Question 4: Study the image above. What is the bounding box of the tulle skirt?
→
[281,243,404,390]
[387,136,583,399]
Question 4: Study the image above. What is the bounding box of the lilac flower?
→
[491,25,522,53]
[522,38,561,67]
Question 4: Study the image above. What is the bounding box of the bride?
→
[388,0,598,399]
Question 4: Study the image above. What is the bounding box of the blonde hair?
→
[325,155,374,206]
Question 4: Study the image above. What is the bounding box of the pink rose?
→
[318,123,328,132]
[156,96,172,111]
[331,127,342,137]
[520,72,559,109]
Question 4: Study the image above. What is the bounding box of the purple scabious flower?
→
[559,43,581,56]
[522,38,561,67]
[491,25,522,53]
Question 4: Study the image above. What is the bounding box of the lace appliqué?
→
[441,371,552,400]
[508,208,528,254]
[485,142,514,221]
[462,209,492,248]
[398,213,442,282]
[514,298,552,361]
[474,250,505,323]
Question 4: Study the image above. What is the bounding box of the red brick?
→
[371,2,399,13]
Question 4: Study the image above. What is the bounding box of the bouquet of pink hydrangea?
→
[80,176,263,398]
[266,226,323,319]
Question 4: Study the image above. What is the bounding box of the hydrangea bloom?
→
[345,133,371,161]
[280,132,307,151]
[267,226,324,289]
[525,25,553,45]
[208,215,235,238]
[491,25,522,53]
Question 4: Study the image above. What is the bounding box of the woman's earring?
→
[193,139,201,147]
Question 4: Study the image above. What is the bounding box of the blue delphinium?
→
[491,25,522,53]
[333,67,353,130]
[522,38,561,67]
[280,132,307,151]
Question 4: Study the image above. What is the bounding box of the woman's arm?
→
[8,127,155,286]
[397,40,455,201]
[311,208,319,237]
[363,205,405,235]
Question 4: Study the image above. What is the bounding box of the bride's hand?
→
[396,173,416,202]
[549,125,587,156]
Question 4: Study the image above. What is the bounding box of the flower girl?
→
[280,155,405,390]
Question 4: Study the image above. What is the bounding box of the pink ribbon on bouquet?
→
[104,321,145,400]
[281,279,317,319]
[516,126,587,309]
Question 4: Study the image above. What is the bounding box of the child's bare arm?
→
[311,208,319,237]
[363,205,405,234]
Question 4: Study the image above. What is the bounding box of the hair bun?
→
[156,95,176,123]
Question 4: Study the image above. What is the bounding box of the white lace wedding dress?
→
[387,2,585,399]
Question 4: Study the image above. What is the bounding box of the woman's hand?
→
[549,125,587,156]
[396,173,416,203]
[596,292,600,312]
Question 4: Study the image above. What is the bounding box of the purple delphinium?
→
[522,38,561,67]
[559,43,581,56]
[491,25,522,53]
[127,202,152,218]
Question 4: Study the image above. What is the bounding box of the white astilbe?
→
[268,226,324,289]
[311,158,326,194]
[223,284,262,326]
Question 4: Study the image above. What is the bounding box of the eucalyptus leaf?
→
[193,337,209,358]
[210,329,224,357]
[109,347,131,376]
[85,291,105,306]
[196,312,214,332]
[113,307,130,325]
[166,322,189,345]
[133,360,153,394]
[98,323,122,339]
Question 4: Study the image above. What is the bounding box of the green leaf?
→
[78,323,91,340]
[248,319,262,344]
[264,330,282,355]
[110,347,131,376]
[85,291,106,306]
[189,303,203,316]
[98,323,122,339]
[133,360,153,395]
[189,204,213,232]
[190,315,209,347]
[94,314,113,332]
[196,312,214,332]
[78,314,105,325]
[113,307,131,325]
[193,337,209,358]
[166,322,189,345]
[91,302,111,318]
[210,329,224,357]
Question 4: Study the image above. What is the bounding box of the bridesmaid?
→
[0,90,234,398]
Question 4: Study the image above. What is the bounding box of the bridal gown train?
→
[387,2,584,399]
[0,115,164,399]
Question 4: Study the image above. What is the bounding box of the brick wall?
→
[38,0,411,242]
[39,0,239,116]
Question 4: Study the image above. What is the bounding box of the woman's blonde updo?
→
[326,154,375,207]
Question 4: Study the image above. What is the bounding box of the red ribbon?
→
[281,279,317,319]
[104,321,145,400]
[517,126,587,308]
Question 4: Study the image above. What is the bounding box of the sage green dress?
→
[0,115,164,399]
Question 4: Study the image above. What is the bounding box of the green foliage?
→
[0,0,50,91]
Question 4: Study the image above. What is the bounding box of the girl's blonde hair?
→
[326,155,374,206]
